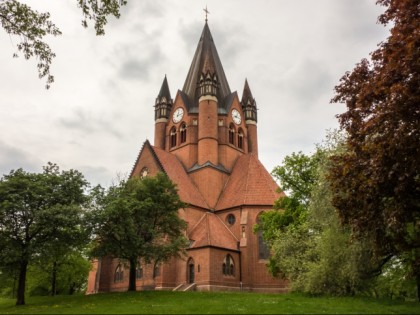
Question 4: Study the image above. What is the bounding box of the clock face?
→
[172,108,184,123]
[231,109,242,125]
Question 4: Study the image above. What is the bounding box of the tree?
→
[0,163,89,305]
[258,132,386,295]
[0,0,127,88]
[329,0,420,300]
[28,251,91,296]
[89,172,188,291]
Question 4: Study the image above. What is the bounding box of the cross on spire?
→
[203,6,210,22]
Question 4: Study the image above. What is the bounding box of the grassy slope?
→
[0,291,419,314]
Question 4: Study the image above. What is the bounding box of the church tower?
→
[87,19,288,295]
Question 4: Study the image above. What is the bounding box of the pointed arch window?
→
[222,254,235,276]
[114,264,124,283]
[136,262,143,279]
[229,124,235,145]
[180,123,187,144]
[237,128,244,149]
[257,214,270,260]
[170,127,177,148]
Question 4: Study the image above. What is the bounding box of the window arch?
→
[222,254,235,276]
[237,128,244,149]
[170,127,177,148]
[136,262,143,279]
[180,123,187,144]
[114,264,124,283]
[153,262,161,278]
[228,124,235,145]
[257,213,270,260]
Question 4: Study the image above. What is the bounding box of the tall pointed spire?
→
[241,79,257,122]
[182,22,231,108]
[154,75,172,121]
[157,75,171,102]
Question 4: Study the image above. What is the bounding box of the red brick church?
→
[87,20,288,293]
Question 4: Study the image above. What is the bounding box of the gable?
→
[130,140,164,178]
[130,141,208,209]
[215,154,284,210]
[188,212,239,251]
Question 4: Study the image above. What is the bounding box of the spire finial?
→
[203,6,209,22]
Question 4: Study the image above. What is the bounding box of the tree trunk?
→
[51,261,57,296]
[69,282,76,295]
[128,257,137,291]
[16,260,28,306]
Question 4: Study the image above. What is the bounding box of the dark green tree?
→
[89,172,188,292]
[0,163,89,305]
[329,0,420,300]
[28,251,91,296]
[0,0,127,88]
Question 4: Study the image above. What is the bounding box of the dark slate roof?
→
[241,79,254,105]
[182,22,231,111]
[157,75,171,102]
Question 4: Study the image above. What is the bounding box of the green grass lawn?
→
[0,291,419,314]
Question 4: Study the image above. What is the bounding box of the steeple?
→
[154,75,172,149]
[241,79,258,156]
[241,79,257,122]
[155,75,172,121]
[182,22,231,108]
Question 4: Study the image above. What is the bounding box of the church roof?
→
[182,22,231,109]
[215,154,283,210]
[152,146,209,209]
[188,212,239,251]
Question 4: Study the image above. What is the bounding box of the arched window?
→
[237,128,244,149]
[228,124,235,145]
[114,264,124,283]
[136,262,143,279]
[153,263,161,278]
[180,123,187,144]
[170,127,177,148]
[257,214,270,260]
[222,255,235,276]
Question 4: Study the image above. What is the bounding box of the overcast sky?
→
[0,0,390,187]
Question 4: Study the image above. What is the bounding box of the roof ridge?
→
[188,213,208,237]
[250,153,280,196]
[243,155,252,205]
[214,214,239,242]
[206,213,211,246]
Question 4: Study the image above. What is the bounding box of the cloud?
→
[0,141,43,176]
[58,108,123,139]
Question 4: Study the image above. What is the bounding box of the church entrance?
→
[187,258,195,284]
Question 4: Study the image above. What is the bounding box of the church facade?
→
[87,21,288,293]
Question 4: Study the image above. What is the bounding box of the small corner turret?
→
[241,79,257,123]
[154,75,172,149]
[241,79,258,156]
[154,75,172,121]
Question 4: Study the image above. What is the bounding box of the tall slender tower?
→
[241,79,258,156]
[154,75,172,150]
